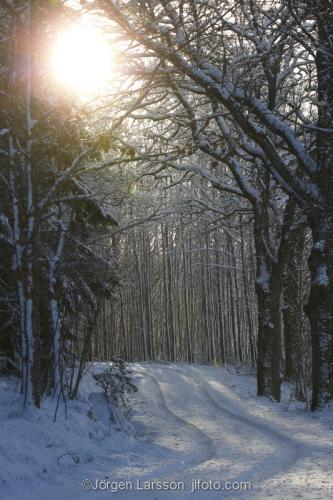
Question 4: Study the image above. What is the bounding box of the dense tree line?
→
[96,180,257,365]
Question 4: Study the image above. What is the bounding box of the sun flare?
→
[51,24,113,96]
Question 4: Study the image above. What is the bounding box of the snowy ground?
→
[1,363,333,499]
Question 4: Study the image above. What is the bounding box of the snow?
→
[0,363,333,499]
[313,241,325,252]
[256,261,270,292]
[315,264,329,286]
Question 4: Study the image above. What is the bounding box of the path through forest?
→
[2,363,333,499]
[129,364,333,499]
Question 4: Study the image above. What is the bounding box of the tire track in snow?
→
[132,367,217,473]
[167,364,302,485]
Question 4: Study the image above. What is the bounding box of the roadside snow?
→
[0,363,332,499]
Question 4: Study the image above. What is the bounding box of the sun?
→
[50,24,114,96]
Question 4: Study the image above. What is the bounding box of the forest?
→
[0,1,333,499]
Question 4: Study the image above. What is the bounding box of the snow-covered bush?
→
[93,357,137,432]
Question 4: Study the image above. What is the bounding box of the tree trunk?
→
[306,7,333,409]
[307,215,333,408]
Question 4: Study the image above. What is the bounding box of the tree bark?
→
[305,6,333,409]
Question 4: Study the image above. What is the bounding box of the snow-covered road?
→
[127,364,332,499]
[1,363,333,499]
